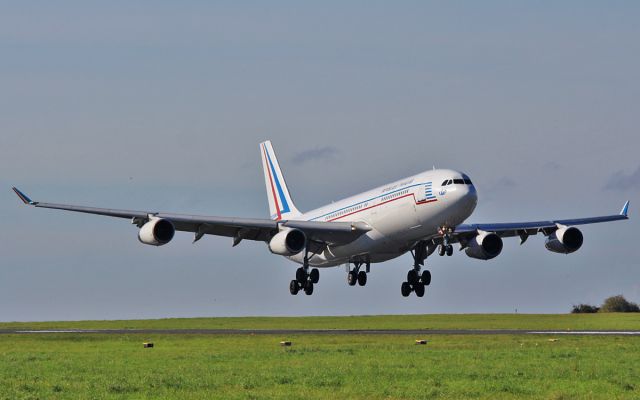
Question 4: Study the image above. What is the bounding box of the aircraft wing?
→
[451,201,629,242]
[12,187,371,246]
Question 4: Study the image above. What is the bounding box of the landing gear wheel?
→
[401,282,412,297]
[357,271,367,286]
[407,269,419,285]
[296,267,307,283]
[414,283,425,297]
[289,280,299,295]
[347,271,357,286]
[421,270,431,286]
[304,282,314,295]
[446,245,453,256]
[438,244,446,256]
[310,268,320,284]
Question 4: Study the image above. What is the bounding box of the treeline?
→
[572,295,640,313]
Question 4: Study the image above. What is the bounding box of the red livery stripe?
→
[328,193,437,222]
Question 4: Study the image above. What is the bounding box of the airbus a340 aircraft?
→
[13,141,630,297]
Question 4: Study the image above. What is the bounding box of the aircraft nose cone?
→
[459,184,478,213]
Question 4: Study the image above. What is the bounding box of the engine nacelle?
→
[268,229,306,256]
[138,218,175,246]
[545,226,583,254]
[465,231,503,260]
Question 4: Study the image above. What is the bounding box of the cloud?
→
[604,166,640,191]
[492,176,517,190]
[291,146,340,165]
[543,161,561,171]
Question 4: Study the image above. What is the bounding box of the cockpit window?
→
[443,178,473,186]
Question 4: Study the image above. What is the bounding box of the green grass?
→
[1,313,640,331]
[0,333,638,399]
[1,314,639,399]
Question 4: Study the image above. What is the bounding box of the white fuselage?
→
[287,169,478,267]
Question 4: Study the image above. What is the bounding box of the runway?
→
[2,329,640,336]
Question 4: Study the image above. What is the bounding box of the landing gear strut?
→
[347,261,369,287]
[401,241,433,298]
[437,228,454,256]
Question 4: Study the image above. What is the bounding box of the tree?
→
[599,295,640,313]
[571,304,599,313]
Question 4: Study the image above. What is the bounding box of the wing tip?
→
[620,201,630,217]
[12,187,36,205]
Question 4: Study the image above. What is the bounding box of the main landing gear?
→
[289,266,319,296]
[401,241,433,297]
[347,261,369,287]
[289,245,319,296]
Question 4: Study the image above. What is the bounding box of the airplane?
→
[13,140,630,297]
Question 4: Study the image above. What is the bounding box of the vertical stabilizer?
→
[260,141,301,220]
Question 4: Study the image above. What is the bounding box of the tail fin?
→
[260,140,301,220]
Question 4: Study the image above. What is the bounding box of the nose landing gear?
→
[437,228,454,256]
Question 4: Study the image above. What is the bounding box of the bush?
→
[571,304,599,313]
[599,295,640,313]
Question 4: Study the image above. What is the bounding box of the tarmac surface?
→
[1,329,640,336]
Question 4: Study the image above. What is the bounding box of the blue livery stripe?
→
[265,147,290,214]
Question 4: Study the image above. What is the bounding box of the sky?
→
[1,1,639,321]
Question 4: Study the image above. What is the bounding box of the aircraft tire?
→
[347,271,357,286]
[296,267,307,283]
[401,282,412,297]
[446,245,453,256]
[304,282,314,295]
[407,270,419,285]
[357,271,367,286]
[414,283,425,297]
[438,245,446,256]
[289,280,299,295]
[310,268,320,284]
[421,270,431,286]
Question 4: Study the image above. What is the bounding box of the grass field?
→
[1,314,639,399]
[2,312,640,331]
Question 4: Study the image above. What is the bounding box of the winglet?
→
[620,201,629,217]
[12,187,36,205]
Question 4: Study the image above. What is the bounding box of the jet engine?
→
[269,228,306,256]
[465,231,503,260]
[545,226,583,254]
[138,218,175,246]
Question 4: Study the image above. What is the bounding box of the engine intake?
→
[138,218,175,246]
[269,229,306,256]
[545,226,583,254]
[465,231,503,260]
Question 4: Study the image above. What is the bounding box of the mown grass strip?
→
[1,313,640,331]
